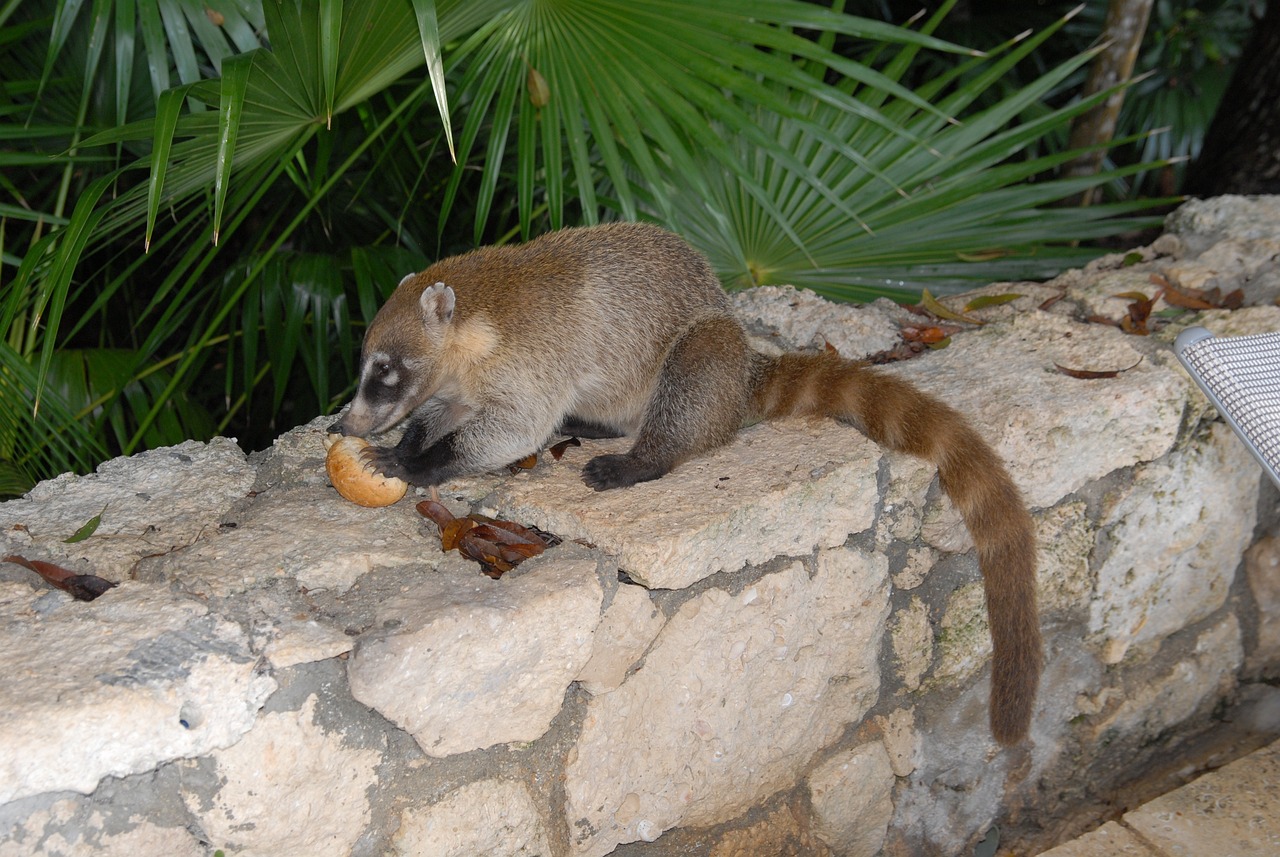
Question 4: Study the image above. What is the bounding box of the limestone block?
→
[258,616,355,669]
[892,546,938,591]
[891,596,932,691]
[920,495,972,554]
[563,549,890,856]
[136,484,432,597]
[1035,501,1095,614]
[0,437,254,581]
[1035,821,1161,857]
[575,582,666,695]
[1090,423,1259,663]
[481,418,881,590]
[1165,194,1280,247]
[1184,305,1280,340]
[874,709,921,777]
[931,582,989,686]
[1245,536,1280,672]
[708,802,830,857]
[808,741,896,857]
[880,452,937,549]
[1123,737,1280,855]
[889,312,1189,509]
[731,286,905,357]
[391,779,552,857]
[182,694,382,857]
[1073,269,1178,322]
[0,582,275,804]
[1099,615,1243,740]
[0,799,205,857]
[347,551,604,757]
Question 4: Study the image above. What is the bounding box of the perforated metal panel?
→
[1176,326,1280,489]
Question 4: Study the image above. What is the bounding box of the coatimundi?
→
[331,221,1041,745]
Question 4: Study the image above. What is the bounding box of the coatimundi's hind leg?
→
[582,315,752,490]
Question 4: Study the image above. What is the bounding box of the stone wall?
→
[2,196,1279,857]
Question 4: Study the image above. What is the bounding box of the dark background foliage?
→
[0,0,1267,494]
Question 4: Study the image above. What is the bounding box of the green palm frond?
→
[437,0,976,242]
[1,0,1174,489]
[666,9,1172,299]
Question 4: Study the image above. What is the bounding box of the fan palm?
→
[0,0,1169,493]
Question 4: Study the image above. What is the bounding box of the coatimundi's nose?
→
[328,418,352,436]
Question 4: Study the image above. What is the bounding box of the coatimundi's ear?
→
[398,272,417,288]
[419,281,456,328]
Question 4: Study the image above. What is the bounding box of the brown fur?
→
[333,222,1041,744]
[748,350,1041,745]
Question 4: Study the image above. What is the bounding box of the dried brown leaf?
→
[1054,357,1143,379]
[1160,283,1213,310]
[508,453,538,472]
[1038,292,1066,311]
[548,437,581,460]
[901,325,949,344]
[415,499,456,528]
[4,554,116,601]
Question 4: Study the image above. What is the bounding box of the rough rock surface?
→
[1090,423,1259,663]
[391,779,553,857]
[1,196,1279,857]
[0,438,254,580]
[180,694,382,857]
[808,740,896,856]
[347,548,606,757]
[563,550,889,856]
[0,583,274,804]
[480,418,881,589]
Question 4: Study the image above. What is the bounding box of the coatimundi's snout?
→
[330,280,461,439]
[330,222,1042,746]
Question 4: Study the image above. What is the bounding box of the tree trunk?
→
[1183,2,1280,196]
[1062,0,1155,205]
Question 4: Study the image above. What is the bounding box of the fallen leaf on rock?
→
[508,454,539,472]
[1121,295,1154,335]
[64,503,107,543]
[901,325,950,345]
[868,340,929,364]
[1154,275,1244,311]
[548,437,581,460]
[1054,357,1144,380]
[507,437,582,472]
[1039,291,1066,311]
[416,500,553,579]
[919,288,984,325]
[4,554,117,601]
[963,293,1023,312]
[1112,290,1151,302]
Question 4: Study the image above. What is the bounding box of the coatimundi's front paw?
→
[582,453,668,491]
[359,432,464,487]
[359,443,413,483]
